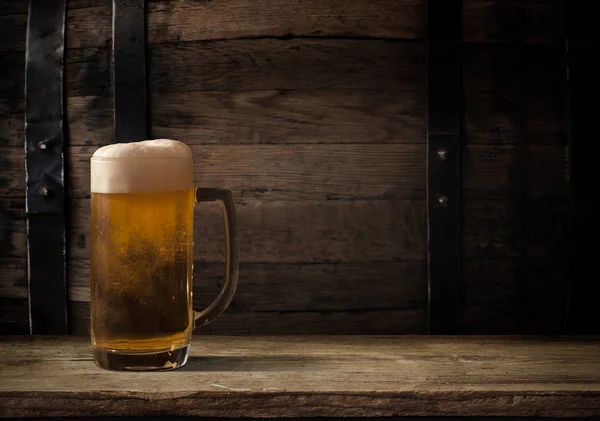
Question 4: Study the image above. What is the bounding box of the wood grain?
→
[147,0,426,43]
[461,0,568,334]
[73,88,424,146]
[67,198,427,263]
[67,0,111,9]
[1,336,599,417]
[67,95,114,146]
[0,198,26,259]
[463,199,568,258]
[65,144,567,201]
[463,145,567,199]
[65,47,111,98]
[61,40,425,97]
[1,196,565,263]
[0,0,28,15]
[464,43,566,145]
[463,0,563,45]
[0,258,28,334]
[71,88,423,146]
[0,258,27,300]
[67,261,427,335]
[60,0,425,50]
[0,52,25,99]
[0,0,110,51]
[463,258,568,334]
[149,39,425,93]
[66,144,426,200]
[66,3,112,49]
[0,147,24,198]
[0,13,26,52]
[151,89,426,145]
[0,98,23,147]
[0,296,28,335]
[0,199,26,335]
[0,0,573,336]
[34,0,561,48]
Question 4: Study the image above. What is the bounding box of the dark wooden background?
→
[0,0,570,335]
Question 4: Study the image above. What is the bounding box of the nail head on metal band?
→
[41,186,52,199]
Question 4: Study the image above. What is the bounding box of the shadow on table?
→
[180,355,333,372]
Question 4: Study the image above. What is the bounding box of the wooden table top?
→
[1,335,599,418]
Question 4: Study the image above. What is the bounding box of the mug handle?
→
[193,187,239,328]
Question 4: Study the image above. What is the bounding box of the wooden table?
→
[1,336,599,418]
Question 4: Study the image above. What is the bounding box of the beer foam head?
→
[90,139,193,193]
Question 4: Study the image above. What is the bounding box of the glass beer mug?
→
[89,139,238,371]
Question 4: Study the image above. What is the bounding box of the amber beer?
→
[90,139,238,371]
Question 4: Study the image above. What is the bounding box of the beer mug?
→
[89,139,238,371]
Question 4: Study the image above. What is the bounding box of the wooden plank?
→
[67,3,112,49]
[1,41,427,99]
[464,43,566,145]
[68,198,427,263]
[426,0,462,334]
[152,90,426,145]
[24,88,422,147]
[149,39,426,93]
[63,41,425,97]
[463,199,569,258]
[64,89,424,146]
[0,256,28,333]
[39,47,566,147]
[0,147,25,198]
[0,98,24,147]
[67,95,114,146]
[0,52,25,99]
[0,297,29,335]
[0,2,112,51]
[463,144,567,199]
[0,1,28,15]
[69,300,426,335]
[24,0,68,335]
[66,144,426,200]
[68,0,111,8]
[0,198,26,259]
[0,258,27,300]
[60,0,425,49]
[461,2,569,334]
[147,0,426,43]
[6,143,567,201]
[463,0,563,45]
[0,197,26,335]
[1,336,599,417]
[68,144,566,200]
[0,13,26,52]
[65,47,111,97]
[4,196,567,264]
[67,261,427,335]
[463,258,567,334]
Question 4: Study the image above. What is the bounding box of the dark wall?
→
[461,1,568,333]
[0,0,571,335]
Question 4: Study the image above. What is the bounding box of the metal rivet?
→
[41,186,52,199]
[39,141,47,150]
[438,196,449,206]
[437,149,448,160]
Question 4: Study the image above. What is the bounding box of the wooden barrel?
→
[0,0,573,335]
